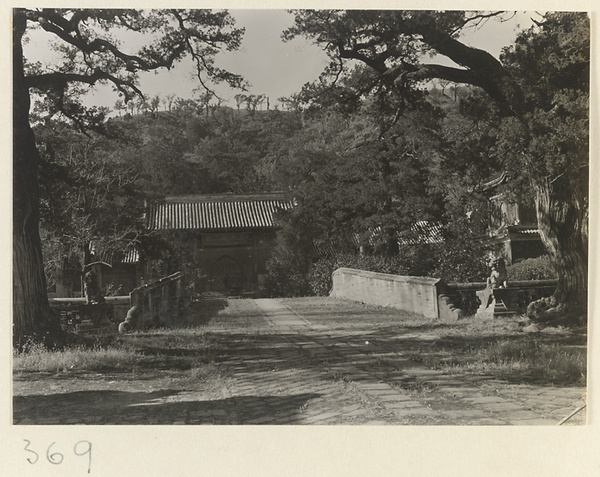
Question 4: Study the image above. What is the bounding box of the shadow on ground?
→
[185,295,228,326]
[13,390,321,425]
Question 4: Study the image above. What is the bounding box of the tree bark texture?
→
[13,12,57,346]
[528,179,588,324]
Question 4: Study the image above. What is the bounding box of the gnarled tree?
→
[285,10,589,324]
[13,8,245,346]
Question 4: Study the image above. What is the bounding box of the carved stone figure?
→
[477,258,508,313]
[118,306,138,334]
[83,270,105,304]
[487,257,508,290]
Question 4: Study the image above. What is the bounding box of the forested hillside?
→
[37,82,503,293]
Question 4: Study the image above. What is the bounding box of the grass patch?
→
[283,297,586,387]
[13,299,264,379]
[13,325,227,376]
[121,329,216,348]
[189,362,222,381]
[435,338,586,386]
[13,341,140,373]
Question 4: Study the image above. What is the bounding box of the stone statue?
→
[487,257,508,290]
[118,306,138,334]
[84,270,105,304]
[477,258,508,312]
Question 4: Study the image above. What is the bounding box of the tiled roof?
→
[107,245,140,265]
[312,237,359,258]
[348,222,445,249]
[311,221,446,258]
[146,193,293,231]
[90,241,140,265]
[507,225,540,236]
[398,221,445,245]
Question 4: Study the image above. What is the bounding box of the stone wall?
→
[130,271,182,328]
[330,268,441,319]
[445,280,557,317]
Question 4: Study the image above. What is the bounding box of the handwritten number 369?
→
[24,439,92,473]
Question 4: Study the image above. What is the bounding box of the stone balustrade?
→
[330,268,442,319]
[443,280,557,318]
[330,267,557,320]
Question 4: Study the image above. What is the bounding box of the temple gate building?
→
[145,193,293,296]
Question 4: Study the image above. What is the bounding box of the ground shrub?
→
[264,246,311,297]
[430,240,490,283]
[307,258,336,296]
[507,255,557,280]
[307,240,490,296]
[307,253,410,296]
[270,218,493,296]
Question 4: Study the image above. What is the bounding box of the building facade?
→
[145,193,293,296]
[484,173,546,264]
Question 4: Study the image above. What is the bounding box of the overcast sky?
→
[132,9,332,108]
[24,9,539,111]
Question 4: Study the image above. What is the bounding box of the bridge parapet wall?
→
[330,268,557,320]
[445,280,557,317]
[330,268,441,319]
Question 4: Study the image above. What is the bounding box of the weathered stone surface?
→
[330,268,441,319]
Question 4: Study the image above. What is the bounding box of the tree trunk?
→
[13,12,59,347]
[527,179,588,325]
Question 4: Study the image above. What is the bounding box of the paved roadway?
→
[13,298,586,425]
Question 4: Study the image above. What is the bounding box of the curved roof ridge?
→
[163,192,290,203]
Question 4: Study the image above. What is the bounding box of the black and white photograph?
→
[8,3,597,475]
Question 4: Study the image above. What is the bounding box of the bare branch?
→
[450,11,507,36]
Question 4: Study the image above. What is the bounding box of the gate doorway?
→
[209,256,243,294]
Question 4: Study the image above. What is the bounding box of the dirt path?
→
[13,298,585,425]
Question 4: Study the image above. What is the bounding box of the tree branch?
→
[389,63,485,88]
[337,41,388,74]
[37,13,185,73]
[450,11,507,36]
